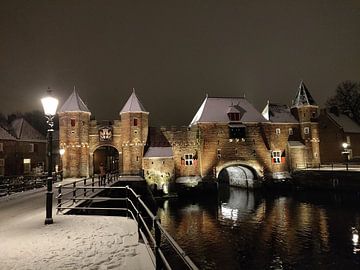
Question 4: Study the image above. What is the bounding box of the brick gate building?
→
[59,82,321,190]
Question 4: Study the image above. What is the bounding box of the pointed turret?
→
[120,89,147,114]
[292,81,317,107]
[59,89,90,113]
[120,89,149,174]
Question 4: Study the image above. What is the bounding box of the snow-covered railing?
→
[56,182,198,270]
[295,163,360,171]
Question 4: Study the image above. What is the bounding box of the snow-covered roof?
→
[328,112,360,133]
[292,81,317,107]
[10,118,46,142]
[144,147,173,158]
[0,125,16,140]
[120,90,148,114]
[190,96,268,125]
[58,89,90,113]
[262,103,298,123]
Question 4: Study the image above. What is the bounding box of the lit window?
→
[71,118,76,127]
[289,128,293,135]
[133,118,138,126]
[304,127,310,134]
[272,151,281,164]
[23,158,31,164]
[184,154,193,166]
[0,143,3,152]
[275,128,281,135]
[217,149,221,159]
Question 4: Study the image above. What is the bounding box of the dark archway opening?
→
[93,146,120,175]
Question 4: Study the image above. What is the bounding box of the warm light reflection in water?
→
[157,186,360,269]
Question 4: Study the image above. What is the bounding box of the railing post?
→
[73,182,76,204]
[98,175,101,186]
[154,217,162,270]
[136,195,141,235]
[84,178,87,197]
[57,184,62,210]
[92,176,94,192]
[125,186,129,218]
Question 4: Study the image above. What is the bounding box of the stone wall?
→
[142,157,174,193]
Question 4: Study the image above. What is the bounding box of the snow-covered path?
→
[0,188,154,270]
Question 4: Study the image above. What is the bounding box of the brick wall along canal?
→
[156,185,360,269]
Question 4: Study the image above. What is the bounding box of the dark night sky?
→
[1,0,359,126]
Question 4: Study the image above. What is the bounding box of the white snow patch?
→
[0,214,154,270]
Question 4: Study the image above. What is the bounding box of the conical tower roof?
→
[59,89,90,113]
[292,81,317,107]
[120,89,148,114]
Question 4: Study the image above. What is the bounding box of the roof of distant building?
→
[144,147,173,158]
[327,112,360,133]
[292,81,317,107]
[58,89,90,113]
[262,102,298,123]
[190,96,268,125]
[10,118,46,142]
[288,141,305,148]
[120,89,148,114]
[0,125,16,140]
[147,127,171,147]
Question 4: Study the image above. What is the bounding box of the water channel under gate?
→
[156,185,360,270]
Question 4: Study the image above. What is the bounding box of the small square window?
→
[0,142,3,152]
[272,151,281,164]
[71,119,76,127]
[133,118,138,126]
[304,127,310,134]
[29,144,34,153]
[289,128,293,135]
[275,128,281,135]
[184,154,193,166]
[217,149,221,159]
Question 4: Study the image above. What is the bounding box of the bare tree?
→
[327,81,360,123]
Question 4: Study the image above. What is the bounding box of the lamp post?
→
[41,89,59,225]
[59,148,65,181]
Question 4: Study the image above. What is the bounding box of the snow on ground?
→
[0,184,154,270]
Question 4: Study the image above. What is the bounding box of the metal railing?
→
[0,171,63,196]
[295,163,360,171]
[56,179,198,270]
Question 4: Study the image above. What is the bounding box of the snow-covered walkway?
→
[0,188,154,270]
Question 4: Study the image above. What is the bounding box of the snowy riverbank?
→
[0,187,154,270]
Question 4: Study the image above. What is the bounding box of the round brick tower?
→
[119,89,149,174]
[58,89,91,177]
[290,81,320,165]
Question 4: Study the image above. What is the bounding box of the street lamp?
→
[342,142,350,171]
[41,89,59,225]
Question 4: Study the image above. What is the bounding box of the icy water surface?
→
[157,185,360,269]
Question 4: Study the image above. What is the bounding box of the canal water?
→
[156,185,360,269]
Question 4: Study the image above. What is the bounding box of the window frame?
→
[184,154,193,166]
[272,151,281,164]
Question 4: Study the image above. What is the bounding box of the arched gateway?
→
[59,89,148,178]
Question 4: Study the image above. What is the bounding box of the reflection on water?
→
[157,185,360,269]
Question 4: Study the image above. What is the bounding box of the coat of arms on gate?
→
[99,127,112,141]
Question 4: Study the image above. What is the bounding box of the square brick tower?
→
[58,89,91,178]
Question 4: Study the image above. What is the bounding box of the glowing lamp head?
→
[41,90,58,116]
[342,142,349,149]
[59,148,65,156]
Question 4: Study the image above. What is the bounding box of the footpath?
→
[0,183,154,270]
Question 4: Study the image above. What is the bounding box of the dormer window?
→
[228,112,240,121]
